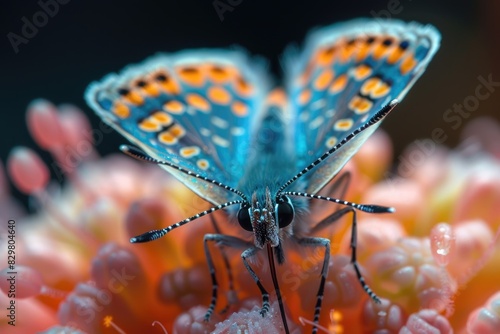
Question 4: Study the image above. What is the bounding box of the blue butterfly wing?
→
[86,50,270,205]
[285,19,441,194]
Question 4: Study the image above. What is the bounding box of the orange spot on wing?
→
[177,66,205,87]
[151,111,172,125]
[360,77,390,99]
[372,43,390,60]
[208,86,231,105]
[123,90,144,105]
[400,54,417,74]
[334,118,353,130]
[158,124,185,145]
[208,65,237,83]
[314,69,334,91]
[231,101,248,117]
[142,83,160,96]
[353,64,372,81]
[186,94,211,112]
[348,96,373,114]
[360,77,380,96]
[326,137,337,149]
[234,77,253,97]
[339,41,355,62]
[355,39,372,62]
[316,46,336,66]
[139,119,161,132]
[180,146,200,158]
[298,89,312,105]
[197,159,209,170]
[372,82,390,98]
[162,80,181,95]
[158,132,175,144]
[169,124,185,137]
[164,100,185,114]
[329,74,347,93]
[133,78,160,97]
[113,102,130,118]
[387,47,405,64]
[155,71,181,95]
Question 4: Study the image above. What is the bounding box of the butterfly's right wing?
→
[284,19,440,194]
[86,51,270,205]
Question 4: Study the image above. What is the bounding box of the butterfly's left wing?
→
[285,19,440,193]
[86,51,269,205]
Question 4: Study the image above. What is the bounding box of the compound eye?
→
[277,197,294,228]
[237,204,253,231]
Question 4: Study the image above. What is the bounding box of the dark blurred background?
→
[1,0,499,207]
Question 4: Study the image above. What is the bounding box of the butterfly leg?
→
[311,172,352,238]
[209,215,238,314]
[203,233,252,321]
[310,207,381,303]
[325,171,351,199]
[294,236,330,334]
[240,246,272,317]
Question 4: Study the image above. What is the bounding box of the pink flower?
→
[0,100,499,333]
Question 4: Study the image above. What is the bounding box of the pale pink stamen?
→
[58,104,98,161]
[298,316,332,333]
[452,221,495,286]
[466,291,500,334]
[0,266,66,299]
[362,298,406,332]
[158,265,211,310]
[0,266,42,298]
[7,147,49,195]
[152,321,169,334]
[108,321,127,334]
[103,316,127,334]
[400,309,453,334]
[26,99,65,150]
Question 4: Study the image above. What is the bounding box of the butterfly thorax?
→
[238,97,297,190]
[234,101,298,249]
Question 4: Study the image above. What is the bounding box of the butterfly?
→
[85,18,440,333]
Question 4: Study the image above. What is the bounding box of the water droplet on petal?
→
[430,223,456,267]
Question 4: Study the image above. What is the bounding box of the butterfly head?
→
[237,187,294,249]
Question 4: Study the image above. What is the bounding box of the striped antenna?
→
[282,191,395,213]
[277,99,399,194]
[130,199,244,243]
[120,145,248,202]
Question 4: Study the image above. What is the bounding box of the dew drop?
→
[430,223,456,267]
